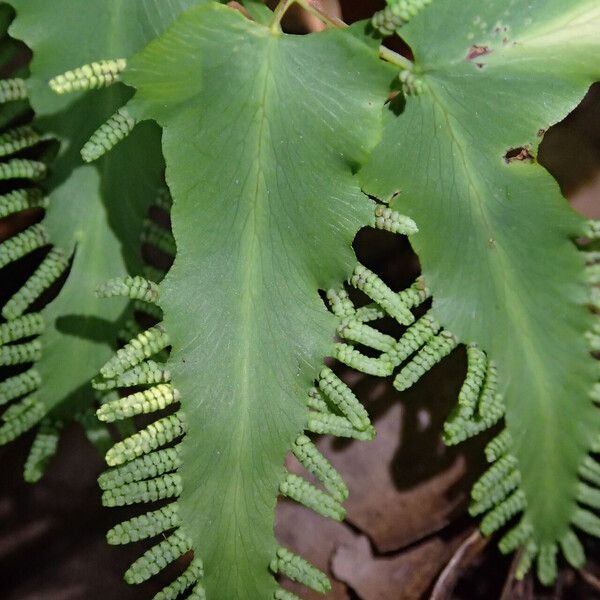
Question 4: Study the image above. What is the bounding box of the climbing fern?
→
[364,0,600,584]
[0,0,201,478]
[1,0,599,597]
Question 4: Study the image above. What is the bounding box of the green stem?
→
[270,0,295,32]
[379,45,414,70]
[295,0,346,29]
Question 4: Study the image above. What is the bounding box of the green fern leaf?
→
[360,0,600,582]
[0,0,205,477]
[91,4,396,598]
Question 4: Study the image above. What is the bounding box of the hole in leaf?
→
[466,45,490,61]
[504,146,533,164]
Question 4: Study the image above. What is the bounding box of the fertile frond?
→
[361,0,600,582]
[270,547,330,594]
[96,275,160,303]
[2,248,69,319]
[105,412,186,467]
[350,264,415,326]
[280,473,345,520]
[0,77,26,102]
[0,158,46,180]
[141,219,176,259]
[81,107,137,163]
[0,125,42,157]
[371,0,433,37]
[0,223,48,268]
[100,325,170,379]
[97,384,179,422]
[87,6,400,596]
[0,369,41,406]
[393,330,458,391]
[0,400,45,443]
[292,435,348,502]
[0,0,195,479]
[23,419,61,482]
[93,359,171,391]
[317,367,371,431]
[49,59,127,94]
[0,313,45,343]
[106,503,182,544]
[0,188,47,218]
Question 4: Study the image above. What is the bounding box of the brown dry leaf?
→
[571,172,600,219]
[275,499,354,599]
[314,351,486,553]
[430,529,489,600]
[332,529,468,600]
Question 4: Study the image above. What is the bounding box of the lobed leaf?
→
[122,4,393,597]
[1,0,204,466]
[362,0,600,575]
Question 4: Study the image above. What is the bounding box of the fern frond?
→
[99,447,182,492]
[371,204,418,235]
[0,125,42,157]
[100,324,169,379]
[49,58,127,94]
[95,268,379,595]
[0,313,45,343]
[444,356,504,445]
[141,218,176,258]
[270,547,330,594]
[361,1,600,584]
[585,219,600,240]
[326,288,355,319]
[371,0,433,37]
[93,9,415,597]
[93,359,171,391]
[0,223,48,268]
[102,473,183,507]
[0,77,26,103]
[579,455,600,486]
[0,0,190,483]
[23,418,60,482]
[280,473,345,521]
[317,367,371,431]
[480,489,527,536]
[393,330,458,390]
[81,107,137,162]
[107,503,181,545]
[105,412,186,467]
[0,188,47,218]
[0,396,45,443]
[292,435,348,502]
[351,264,415,326]
[2,248,70,319]
[97,384,179,422]
[338,319,396,353]
[125,529,192,585]
[152,558,204,600]
[559,529,585,570]
[0,339,42,365]
[0,368,41,405]
[306,411,376,440]
[0,158,46,180]
[96,275,160,303]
